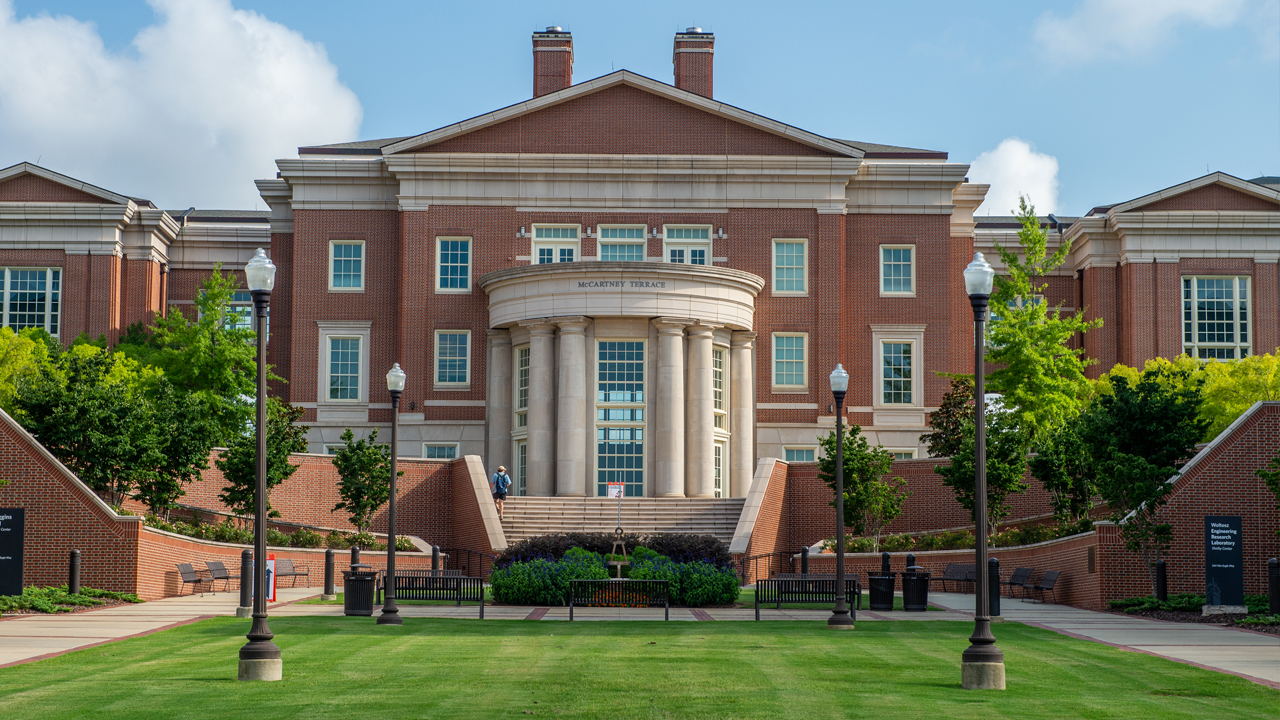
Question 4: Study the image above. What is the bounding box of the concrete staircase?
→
[500,497,746,546]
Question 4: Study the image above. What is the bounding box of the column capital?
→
[519,319,559,337]
[489,328,513,347]
[731,330,758,348]
[550,315,590,333]
[653,317,695,335]
[687,322,720,338]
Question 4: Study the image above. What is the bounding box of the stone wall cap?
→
[479,260,766,295]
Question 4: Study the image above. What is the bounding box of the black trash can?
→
[868,572,897,611]
[343,565,377,616]
[901,566,930,612]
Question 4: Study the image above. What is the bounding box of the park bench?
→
[1000,567,1034,597]
[274,558,309,587]
[1023,570,1061,604]
[176,563,215,596]
[755,577,862,620]
[203,560,236,593]
[929,563,975,593]
[568,579,670,621]
[377,570,485,619]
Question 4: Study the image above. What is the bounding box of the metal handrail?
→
[438,547,498,580]
[735,551,796,586]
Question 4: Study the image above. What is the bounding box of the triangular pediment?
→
[0,163,131,205]
[384,71,858,158]
[1112,172,1279,214]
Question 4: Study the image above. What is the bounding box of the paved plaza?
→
[1,588,1275,688]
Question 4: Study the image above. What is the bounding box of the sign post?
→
[1204,515,1245,615]
[0,509,23,597]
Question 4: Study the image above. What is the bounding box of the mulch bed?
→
[0,597,135,617]
[1121,608,1280,635]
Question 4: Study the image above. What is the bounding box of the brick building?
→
[1,28,1277,503]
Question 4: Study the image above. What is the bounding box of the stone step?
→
[498,496,744,546]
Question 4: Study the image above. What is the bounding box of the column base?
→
[320,594,337,601]
[961,662,1006,690]
[656,492,686,498]
[235,606,252,618]
[238,658,283,682]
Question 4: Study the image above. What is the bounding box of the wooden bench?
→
[568,579,669,621]
[928,563,975,593]
[378,571,485,618]
[176,563,214,596]
[274,558,309,587]
[755,577,862,620]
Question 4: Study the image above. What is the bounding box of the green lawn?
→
[1,618,1273,719]
[300,588,932,611]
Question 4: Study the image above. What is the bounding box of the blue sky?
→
[2,0,1277,213]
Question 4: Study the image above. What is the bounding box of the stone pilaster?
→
[730,331,756,498]
[522,321,558,496]
[486,329,513,475]
[554,316,590,497]
[653,318,691,498]
[685,324,717,497]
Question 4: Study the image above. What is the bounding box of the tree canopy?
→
[332,427,401,534]
[933,407,1029,535]
[215,398,308,522]
[817,425,911,552]
[920,376,974,458]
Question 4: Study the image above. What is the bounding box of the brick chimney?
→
[673,28,714,98]
[533,26,573,98]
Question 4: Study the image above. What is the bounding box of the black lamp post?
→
[378,363,406,626]
[238,248,281,682]
[828,364,854,628]
[961,252,1005,690]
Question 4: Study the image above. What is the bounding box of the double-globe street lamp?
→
[960,252,1005,690]
[238,248,282,682]
[378,363,407,626]
[828,364,854,628]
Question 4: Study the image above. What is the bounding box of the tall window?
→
[713,441,726,498]
[533,226,578,263]
[329,241,364,291]
[712,347,726,429]
[881,341,913,405]
[4,267,61,336]
[514,345,530,428]
[597,340,645,496]
[880,245,914,295]
[772,240,807,295]
[1184,276,1250,359]
[664,227,710,265]
[599,227,646,261]
[328,337,361,401]
[772,333,807,389]
[516,441,528,496]
[435,331,471,385]
[436,237,471,292]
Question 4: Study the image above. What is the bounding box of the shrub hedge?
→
[1108,593,1270,615]
[490,547,609,605]
[497,532,732,568]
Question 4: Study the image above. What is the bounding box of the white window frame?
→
[2,267,62,337]
[422,443,460,460]
[885,448,917,460]
[513,344,530,430]
[514,440,528,496]
[325,335,364,403]
[532,224,580,264]
[328,240,365,292]
[870,325,926,410]
[597,225,647,262]
[879,244,916,297]
[316,321,371,406]
[771,238,809,296]
[713,439,728,498]
[324,444,343,455]
[1182,275,1251,360]
[435,236,472,293]
[783,447,817,463]
[771,332,808,391]
[662,225,712,265]
[712,345,728,429]
[434,329,472,388]
[878,339,916,407]
[594,337,648,497]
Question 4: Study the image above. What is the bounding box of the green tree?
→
[332,427,401,534]
[920,376,974,458]
[1029,422,1097,526]
[0,327,51,415]
[1200,351,1280,440]
[817,426,911,552]
[1257,452,1280,537]
[130,379,217,518]
[987,196,1103,443]
[934,409,1030,536]
[215,398,308,523]
[1082,367,1207,593]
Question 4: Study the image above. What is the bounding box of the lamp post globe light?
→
[378,363,407,626]
[828,364,854,628]
[239,248,282,682]
[960,252,1005,690]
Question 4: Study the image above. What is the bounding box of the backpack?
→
[494,472,511,492]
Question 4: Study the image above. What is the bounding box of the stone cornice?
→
[479,260,766,295]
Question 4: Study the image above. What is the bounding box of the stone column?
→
[486,329,513,475]
[730,331,757,498]
[685,324,717,497]
[523,321,557,496]
[653,318,691,498]
[555,317,590,497]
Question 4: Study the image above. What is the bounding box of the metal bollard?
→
[237,548,252,618]
[988,557,1001,617]
[801,546,809,575]
[432,545,441,577]
[1155,559,1167,602]
[323,549,336,600]
[880,551,891,574]
[68,550,81,594]
[1268,558,1278,615]
[351,545,361,568]
[905,553,916,572]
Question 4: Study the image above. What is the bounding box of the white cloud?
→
[0,0,361,208]
[968,138,1060,217]
[1034,0,1248,64]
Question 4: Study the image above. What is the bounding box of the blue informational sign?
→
[0,509,24,596]
[1204,515,1244,607]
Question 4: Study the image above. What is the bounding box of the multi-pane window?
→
[1184,277,1250,359]
[712,347,726,429]
[665,227,710,265]
[880,245,914,295]
[890,450,916,461]
[516,441,528,496]
[533,226,578,263]
[772,333,807,388]
[881,341,913,405]
[330,241,364,290]
[599,227,646,261]
[597,340,645,497]
[422,444,458,460]
[436,237,471,292]
[515,345,530,428]
[435,331,470,385]
[4,268,61,336]
[597,341,645,403]
[713,441,726,498]
[328,337,361,401]
[784,448,816,463]
[597,427,644,497]
[773,240,807,294]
